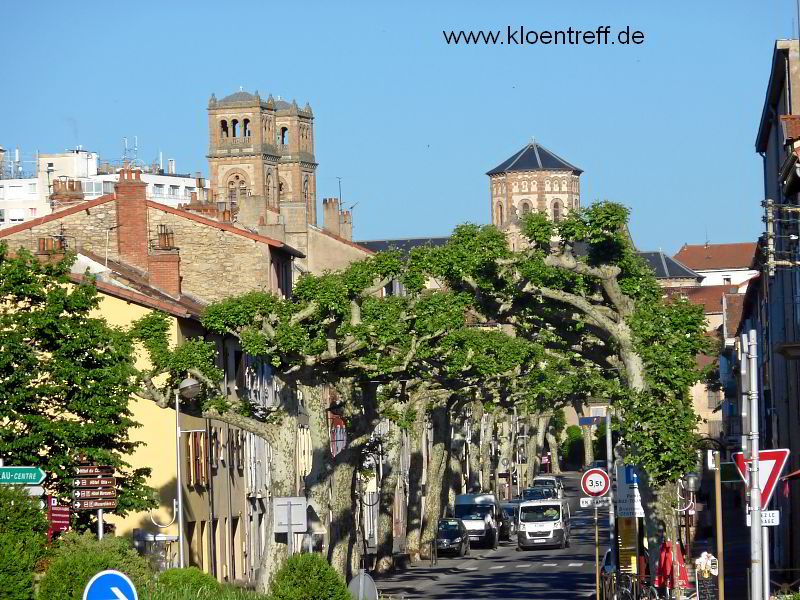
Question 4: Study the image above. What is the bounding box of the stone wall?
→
[147,205,273,303]
[307,226,371,274]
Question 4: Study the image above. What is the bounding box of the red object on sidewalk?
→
[654,541,689,589]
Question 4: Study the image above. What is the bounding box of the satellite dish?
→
[348,571,378,600]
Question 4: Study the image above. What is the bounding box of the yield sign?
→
[733,449,790,510]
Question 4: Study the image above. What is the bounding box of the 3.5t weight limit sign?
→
[581,468,610,497]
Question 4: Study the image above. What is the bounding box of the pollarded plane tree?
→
[419,202,712,562]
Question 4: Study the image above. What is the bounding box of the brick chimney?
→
[49,178,85,208]
[148,249,181,298]
[323,197,341,237]
[115,168,149,271]
[339,210,352,241]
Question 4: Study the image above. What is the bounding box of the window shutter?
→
[186,433,195,487]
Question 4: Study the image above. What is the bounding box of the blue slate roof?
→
[487,142,583,176]
[357,237,451,254]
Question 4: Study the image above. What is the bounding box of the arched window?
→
[243,119,251,137]
[231,119,239,138]
[280,127,289,145]
[521,201,531,216]
[228,180,236,203]
[303,177,309,202]
[496,202,504,225]
[220,120,229,138]
[545,179,551,192]
[279,178,287,201]
[552,200,562,222]
[266,172,273,203]
[521,181,528,192]
[532,181,538,191]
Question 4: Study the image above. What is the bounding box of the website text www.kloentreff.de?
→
[443,26,644,46]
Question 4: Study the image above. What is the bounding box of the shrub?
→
[158,567,220,594]
[0,486,49,600]
[561,425,584,469]
[268,553,349,600]
[38,532,154,599]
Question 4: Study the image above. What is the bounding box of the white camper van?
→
[516,498,570,550]
[454,493,501,548]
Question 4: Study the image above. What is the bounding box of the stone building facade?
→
[486,141,582,250]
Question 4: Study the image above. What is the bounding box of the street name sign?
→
[581,468,610,497]
[746,510,780,527]
[83,569,138,600]
[732,449,790,510]
[579,416,605,426]
[23,486,45,497]
[72,477,116,488]
[76,466,114,476]
[0,466,46,485]
[73,498,117,511]
[73,488,117,500]
[581,496,611,508]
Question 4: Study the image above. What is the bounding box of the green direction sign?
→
[0,466,47,485]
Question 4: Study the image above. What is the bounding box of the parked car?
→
[436,518,470,556]
[517,498,571,550]
[501,502,521,539]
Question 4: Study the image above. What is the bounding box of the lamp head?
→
[178,376,202,399]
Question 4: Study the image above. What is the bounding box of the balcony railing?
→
[218,136,252,146]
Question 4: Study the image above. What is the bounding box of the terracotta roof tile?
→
[665,285,736,314]
[723,293,745,340]
[673,243,757,271]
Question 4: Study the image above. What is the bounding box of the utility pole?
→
[714,450,725,600]
[747,328,763,600]
[606,412,617,580]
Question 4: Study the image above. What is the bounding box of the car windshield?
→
[533,480,556,488]
[502,506,515,518]
[438,521,460,533]
[454,504,493,520]
[520,505,561,523]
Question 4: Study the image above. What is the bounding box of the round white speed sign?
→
[580,468,610,497]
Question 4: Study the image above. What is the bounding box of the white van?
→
[454,493,501,548]
[516,499,570,550]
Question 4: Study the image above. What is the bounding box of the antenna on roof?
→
[705,226,710,249]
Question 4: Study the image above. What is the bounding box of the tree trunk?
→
[528,415,549,479]
[328,449,359,580]
[546,428,562,475]
[468,401,483,492]
[572,400,594,468]
[405,407,425,561]
[304,385,333,556]
[254,403,298,593]
[498,413,513,500]
[448,407,466,505]
[481,411,494,494]
[375,421,401,574]
[420,404,449,559]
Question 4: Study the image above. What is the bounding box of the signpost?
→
[71,465,117,541]
[581,467,610,600]
[732,449,790,510]
[83,569,138,600]
[46,495,71,542]
[274,497,308,556]
[0,466,46,485]
[746,510,780,527]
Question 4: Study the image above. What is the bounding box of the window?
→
[220,119,229,138]
[496,202,504,225]
[723,277,732,285]
[9,208,24,223]
[153,184,165,197]
[232,119,239,137]
[28,208,36,217]
[103,181,115,194]
[552,200,562,222]
[521,202,531,216]
[169,185,180,197]
[707,388,718,409]
[185,186,194,199]
[243,118,251,137]
[280,127,289,145]
[28,183,36,194]
[0,209,5,223]
[186,431,209,487]
[0,186,4,199]
[521,181,528,192]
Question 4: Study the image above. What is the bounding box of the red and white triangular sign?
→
[733,449,790,510]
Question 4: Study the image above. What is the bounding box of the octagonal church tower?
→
[487,140,582,250]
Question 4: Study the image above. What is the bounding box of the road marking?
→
[568,562,584,567]
[490,565,505,570]
[543,562,558,567]
[516,563,531,568]
[460,566,478,571]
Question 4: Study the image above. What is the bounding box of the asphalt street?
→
[377,472,611,600]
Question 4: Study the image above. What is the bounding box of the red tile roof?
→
[673,243,757,271]
[723,293,745,340]
[665,285,735,314]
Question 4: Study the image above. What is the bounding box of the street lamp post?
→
[174,376,202,569]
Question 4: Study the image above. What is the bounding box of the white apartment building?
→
[0,147,208,229]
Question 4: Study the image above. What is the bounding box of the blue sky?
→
[1,1,796,253]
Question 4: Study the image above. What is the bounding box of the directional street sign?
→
[581,468,610,497]
[579,416,605,426]
[733,449,790,510]
[76,466,114,476]
[24,486,45,497]
[83,569,138,600]
[0,466,46,485]
[73,498,117,511]
[747,510,781,527]
[73,488,117,500]
[72,477,116,488]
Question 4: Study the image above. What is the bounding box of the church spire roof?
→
[487,141,582,175]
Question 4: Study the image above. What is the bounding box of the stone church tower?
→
[207,90,317,227]
[487,141,582,250]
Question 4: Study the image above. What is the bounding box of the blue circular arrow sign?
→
[83,570,138,600]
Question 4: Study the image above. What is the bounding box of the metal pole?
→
[748,328,762,600]
[97,508,104,541]
[595,504,601,600]
[762,526,770,600]
[175,388,186,568]
[287,500,294,557]
[606,412,618,582]
[714,451,725,600]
